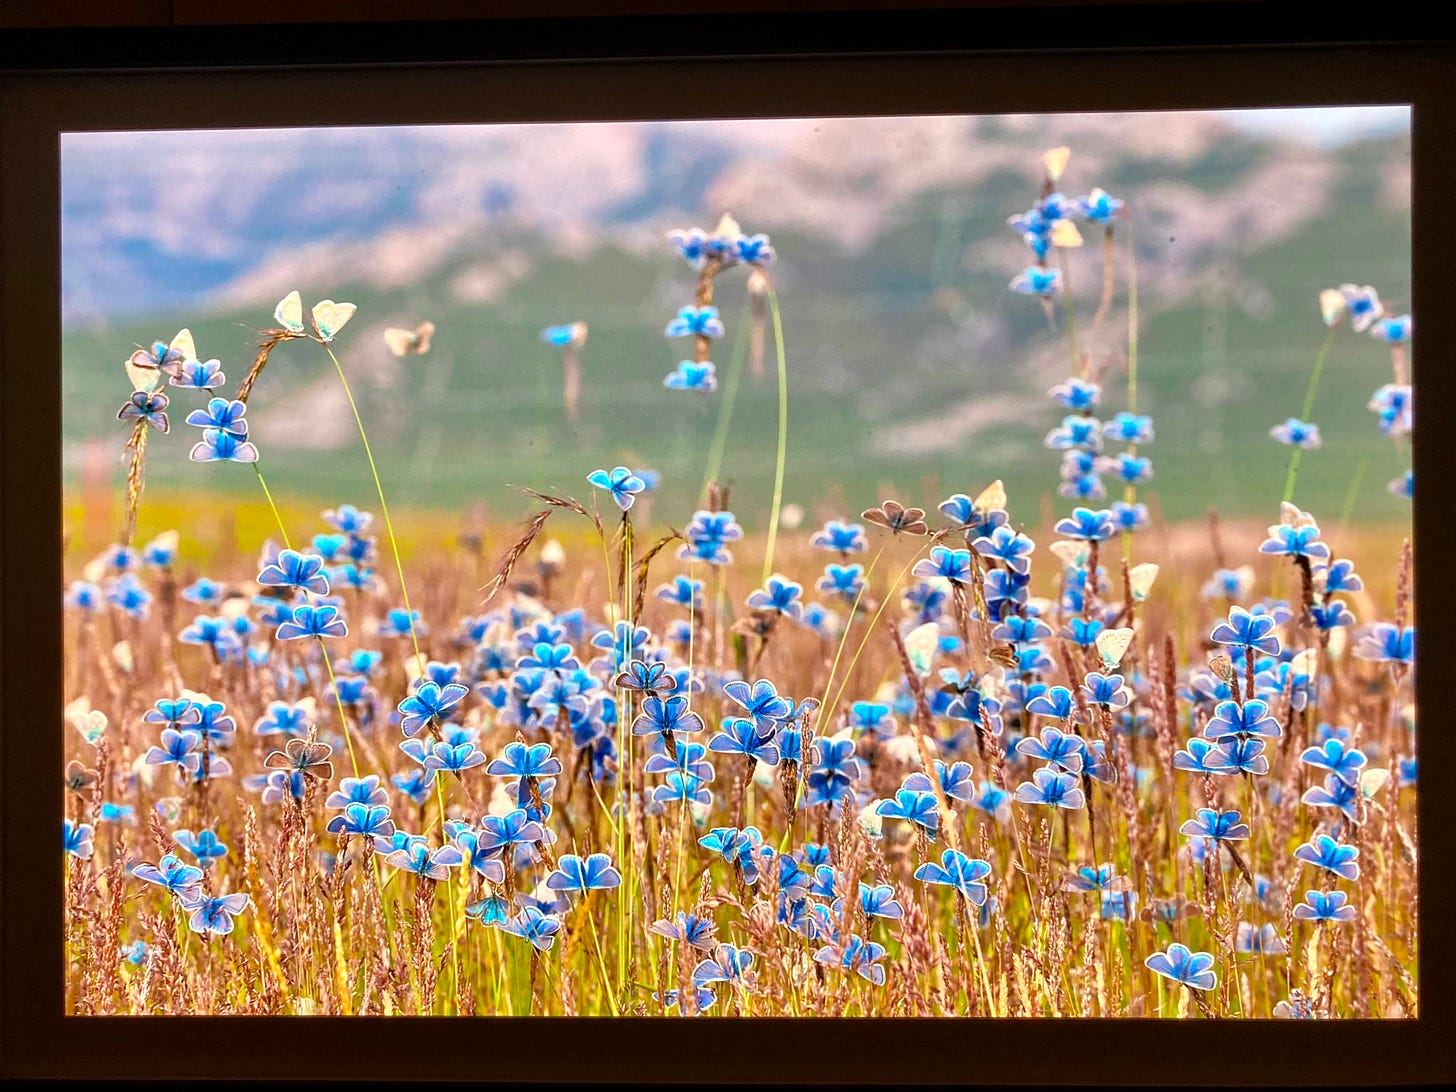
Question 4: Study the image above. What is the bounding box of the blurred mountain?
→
[62,114,1412,526]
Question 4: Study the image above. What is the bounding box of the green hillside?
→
[62,136,1411,533]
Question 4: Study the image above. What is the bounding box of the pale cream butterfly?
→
[383,321,435,357]
[274,290,306,335]
[1050,219,1084,248]
[1278,501,1317,530]
[1318,288,1346,327]
[1049,540,1090,570]
[1291,647,1319,678]
[538,538,567,572]
[273,291,357,342]
[882,735,923,766]
[857,801,885,839]
[131,753,158,789]
[68,703,108,746]
[311,299,357,342]
[1359,767,1391,800]
[1095,627,1135,670]
[125,329,195,394]
[974,479,1007,513]
[1127,562,1159,603]
[1043,146,1071,182]
[154,797,185,824]
[903,621,942,677]
[871,680,900,706]
[144,529,180,563]
[113,640,134,674]
[402,651,433,689]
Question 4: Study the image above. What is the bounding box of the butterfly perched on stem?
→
[65,759,99,795]
[383,321,435,357]
[125,330,195,395]
[862,499,929,537]
[264,737,334,782]
[274,290,357,343]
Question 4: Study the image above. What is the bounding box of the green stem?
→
[1122,217,1139,560]
[1338,454,1370,536]
[320,341,424,670]
[699,300,751,506]
[762,286,790,585]
[1126,218,1139,414]
[1058,247,1082,377]
[1282,325,1337,505]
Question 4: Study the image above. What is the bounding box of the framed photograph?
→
[2,5,1451,1085]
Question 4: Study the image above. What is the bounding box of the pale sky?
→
[1214,106,1408,145]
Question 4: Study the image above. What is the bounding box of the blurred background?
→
[62,106,1411,543]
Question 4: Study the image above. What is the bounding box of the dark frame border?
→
[3,13,1453,1087]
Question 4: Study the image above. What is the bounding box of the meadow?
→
[62,149,1417,1018]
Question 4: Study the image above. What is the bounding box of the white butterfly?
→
[383,321,435,357]
[274,290,306,334]
[1127,563,1159,603]
[312,300,357,343]
[154,797,184,824]
[69,705,108,746]
[1049,540,1090,570]
[1050,219,1084,248]
[1095,627,1135,669]
[1359,767,1391,800]
[1278,501,1318,530]
[903,621,942,677]
[974,479,1006,513]
[274,290,357,342]
[125,329,195,394]
[1043,146,1071,182]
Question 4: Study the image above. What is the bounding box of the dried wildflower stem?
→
[774,540,888,851]
[249,461,414,1009]
[236,329,296,404]
[480,508,552,607]
[1282,324,1337,504]
[121,419,149,547]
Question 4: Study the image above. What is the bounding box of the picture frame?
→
[2,5,1451,1084]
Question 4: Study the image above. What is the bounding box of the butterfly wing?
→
[1042,146,1070,181]
[169,328,197,365]
[413,322,435,354]
[312,300,357,342]
[973,479,1006,512]
[125,350,166,395]
[382,327,415,357]
[903,622,941,677]
[1095,627,1135,669]
[275,290,305,334]
[220,892,251,914]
